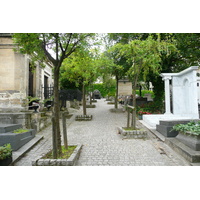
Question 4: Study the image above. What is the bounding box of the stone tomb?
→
[143,66,199,129]
[0,124,36,150]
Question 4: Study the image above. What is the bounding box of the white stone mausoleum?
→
[143,66,199,128]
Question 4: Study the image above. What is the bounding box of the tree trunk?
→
[52,68,62,158]
[132,82,137,129]
[52,116,57,158]
[115,76,119,109]
[62,112,68,149]
[82,84,87,115]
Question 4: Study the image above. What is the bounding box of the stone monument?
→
[143,66,199,128]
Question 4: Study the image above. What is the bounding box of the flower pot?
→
[138,115,143,120]
[0,156,12,166]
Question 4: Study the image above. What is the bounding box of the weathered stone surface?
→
[75,115,92,121]
[0,127,36,150]
[117,127,147,139]
[176,132,200,151]
[32,145,82,166]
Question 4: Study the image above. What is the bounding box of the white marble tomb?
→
[142,66,199,128]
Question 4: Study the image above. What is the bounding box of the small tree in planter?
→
[0,144,12,166]
[13,33,95,159]
[61,48,98,120]
[117,35,176,129]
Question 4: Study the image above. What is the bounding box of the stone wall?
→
[0,35,28,112]
[0,112,51,132]
[0,34,54,112]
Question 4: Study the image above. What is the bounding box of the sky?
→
[1,0,200,33]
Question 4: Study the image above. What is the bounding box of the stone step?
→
[165,138,200,163]
[156,119,200,138]
[0,129,36,150]
[156,124,178,137]
[159,119,198,126]
[0,124,23,133]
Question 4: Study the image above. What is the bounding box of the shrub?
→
[136,90,155,98]
[172,121,200,136]
[89,83,116,97]
[137,101,164,114]
[0,144,12,160]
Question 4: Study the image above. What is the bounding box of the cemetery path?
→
[14,99,190,166]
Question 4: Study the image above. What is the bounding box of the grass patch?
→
[42,145,77,159]
[13,129,29,134]
[123,127,141,131]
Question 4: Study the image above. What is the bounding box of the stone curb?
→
[117,127,147,139]
[11,135,44,165]
[75,115,93,121]
[32,144,82,166]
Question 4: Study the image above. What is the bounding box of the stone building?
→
[0,33,53,112]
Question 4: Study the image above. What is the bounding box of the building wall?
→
[0,34,53,112]
[0,35,28,112]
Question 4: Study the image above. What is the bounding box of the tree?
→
[147,33,200,104]
[61,48,98,115]
[119,36,176,129]
[13,33,94,158]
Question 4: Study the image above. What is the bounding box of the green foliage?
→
[43,145,76,159]
[90,83,116,97]
[0,144,12,160]
[13,129,29,134]
[61,48,98,87]
[60,77,82,90]
[172,121,200,136]
[27,96,40,103]
[135,90,155,98]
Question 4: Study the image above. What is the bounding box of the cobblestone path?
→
[14,99,190,166]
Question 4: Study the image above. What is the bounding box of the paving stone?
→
[14,99,190,166]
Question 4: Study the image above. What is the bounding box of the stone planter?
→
[117,127,147,139]
[0,156,12,166]
[86,104,96,108]
[176,132,200,151]
[107,101,115,104]
[0,124,36,151]
[32,144,82,166]
[109,108,124,113]
[75,115,92,121]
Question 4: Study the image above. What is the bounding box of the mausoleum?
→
[143,66,199,128]
[0,33,53,112]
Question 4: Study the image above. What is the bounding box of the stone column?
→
[162,76,172,115]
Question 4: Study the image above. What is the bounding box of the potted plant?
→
[172,121,200,151]
[27,96,41,112]
[0,144,12,166]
